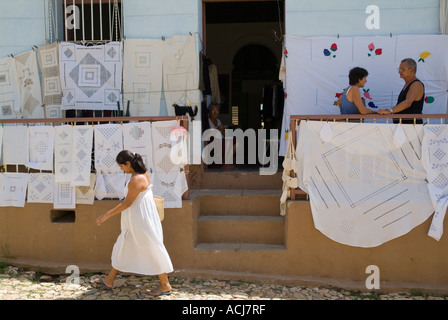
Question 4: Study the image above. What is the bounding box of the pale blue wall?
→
[123,0,202,39]
[1,0,440,57]
[0,0,47,58]
[0,0,203,58]
[0,0,441,58]
[285,0,441,37]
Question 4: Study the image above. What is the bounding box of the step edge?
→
[198,215,284,222]
[194,243,286,251]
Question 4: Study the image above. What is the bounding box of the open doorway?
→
[203,0,285,170]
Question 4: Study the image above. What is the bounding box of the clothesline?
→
[0,115,188,125]
[0,119,189,208]
[1,34,204,120]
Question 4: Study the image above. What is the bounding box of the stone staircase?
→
[190,166,286,255]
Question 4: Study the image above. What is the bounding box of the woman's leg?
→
[94,267,119,289]
[148,273,172,296]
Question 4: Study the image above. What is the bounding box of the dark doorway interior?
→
[204,1,285,171]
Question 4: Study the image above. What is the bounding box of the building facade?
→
[0,0,443,119]
[1,0,448,290]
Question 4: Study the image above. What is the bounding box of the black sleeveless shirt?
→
[395,79,425,115]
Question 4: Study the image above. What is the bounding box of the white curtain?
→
[442,0,448,34]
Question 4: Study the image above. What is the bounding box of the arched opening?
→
[232,44,281,131]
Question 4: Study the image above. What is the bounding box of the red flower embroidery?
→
[375,48,382,55]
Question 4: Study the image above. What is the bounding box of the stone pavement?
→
[0,266,447,300]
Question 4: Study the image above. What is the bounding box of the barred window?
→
[47,0,123,118]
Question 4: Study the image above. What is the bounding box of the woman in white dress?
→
[95,150,173,296]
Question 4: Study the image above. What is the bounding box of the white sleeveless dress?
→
[111,175,173,275]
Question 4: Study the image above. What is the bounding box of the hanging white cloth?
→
[122,121,154,180]
[280,132,299,216]
[59,42,122,110]
[3,126,29,165]
[71,125,94,186]
[94,123,123,174]
[170,126,189,168]
[0,127,3,162]
[94,173,126,200]
[393,123,408,148]
[162,34,200,117]
[0,57,21,119]
[54,182,76,209]
[279,34,448,156]
[28,125,54,171]
[297,121,433,247]
[54,125,73,183]
[422,125,448,241]
[122,39,163,116]
[0,173,29,207]
[152,120,188,208]
[76,173,96,205]
[14,49,44,118]
[27,173,54,204]
[441,0,448,34]
[37,42,63,118]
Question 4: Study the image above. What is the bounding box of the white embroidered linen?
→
[123,39,163,116]
[170,126,189,168]
[422,125,448,241]
[94,123,123,174]
[3,126,29,165]
[54,125,73,183]
[14,50,44,118]
[163,34,200,117]
[27,173,54,204]
[0,173,29,207]
[37,42,63,118]
[0,57,20,119]
[94,173,126,200]
[0,127,3,161]
[280,133,298,216]
[296,121,433,247]
[76,173,96,204]
[54,182,76,209]
[71,125,93,186]
[59,42,122,110]
[122,122,154,180]
[280,35,448,156]
[152,120,188,208]
[28,126,54,171]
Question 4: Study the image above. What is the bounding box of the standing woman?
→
[95,150,173,297]
[339,67,376,115]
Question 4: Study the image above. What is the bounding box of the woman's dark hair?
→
[116,150,147,174]
[348,67,368,85]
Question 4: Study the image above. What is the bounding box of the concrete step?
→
[192,190,282,217]
[195,243,286,251]
[189,165,283,190]
[197,215,285,244]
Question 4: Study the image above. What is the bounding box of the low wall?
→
[1,199,447,292]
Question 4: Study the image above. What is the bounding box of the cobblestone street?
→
[0,266,447,301]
